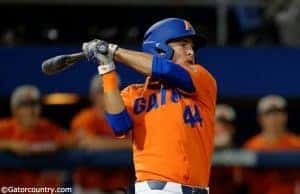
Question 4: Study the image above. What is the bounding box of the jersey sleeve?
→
[151,56,195,93]
[70,111,97,139]
[187,65,217,109]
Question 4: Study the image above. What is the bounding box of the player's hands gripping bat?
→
[41,39,118,76]
[82,39,119,75]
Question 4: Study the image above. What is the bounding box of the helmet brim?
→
[167,34,207,50]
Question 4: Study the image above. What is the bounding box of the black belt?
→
[146,180,208,194]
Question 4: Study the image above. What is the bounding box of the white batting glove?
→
[82,39,119,75]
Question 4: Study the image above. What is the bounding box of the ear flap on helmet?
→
[154,42,174,60]
[143,41,174,60]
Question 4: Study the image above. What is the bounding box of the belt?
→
[136,180,209,194]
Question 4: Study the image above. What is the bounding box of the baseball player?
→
[82,18,217,194]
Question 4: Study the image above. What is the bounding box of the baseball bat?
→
[41,52,85,75]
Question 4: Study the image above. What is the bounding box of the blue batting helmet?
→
[142,18,207,59]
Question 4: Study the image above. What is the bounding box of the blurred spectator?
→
[233,5,265,46]
[243,94,300,194]
[233,0,300,46]
[274,0,300,46]
[245,95,300,150]
[210,104,245,194]
[259,0,300,46]
[0,85,71,189]
[214,104,237,149]
[70,75,131,194]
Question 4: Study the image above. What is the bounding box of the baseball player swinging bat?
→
[43,18,217,194]
[41,52,85,75]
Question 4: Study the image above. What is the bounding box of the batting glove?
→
[82,39,119,75]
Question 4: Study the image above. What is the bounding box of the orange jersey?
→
[71,108,114,137]
[244,132,300,194]
[121,64,217,187]
[0,117,68,144]
[13,119,68,144]
[0,118,68,189]
[70,108,130,190]
[244,132,300,151]
[0,118,15,140]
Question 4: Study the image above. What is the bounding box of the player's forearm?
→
[114,48,153,75]
[104,90,133,136]
[101,71,126,114]
[103,90,125,114]
[101,72,133,135]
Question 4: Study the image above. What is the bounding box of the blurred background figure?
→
[245,95,300,150]
[70,75,131,194]
[0,85,71,189]
[243,94,300,194]
[232,0,300,47]
[269,0,300,46]
[210,104,245,194]
[214,104,237,150]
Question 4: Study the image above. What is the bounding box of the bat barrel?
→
[42,52,85,75]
